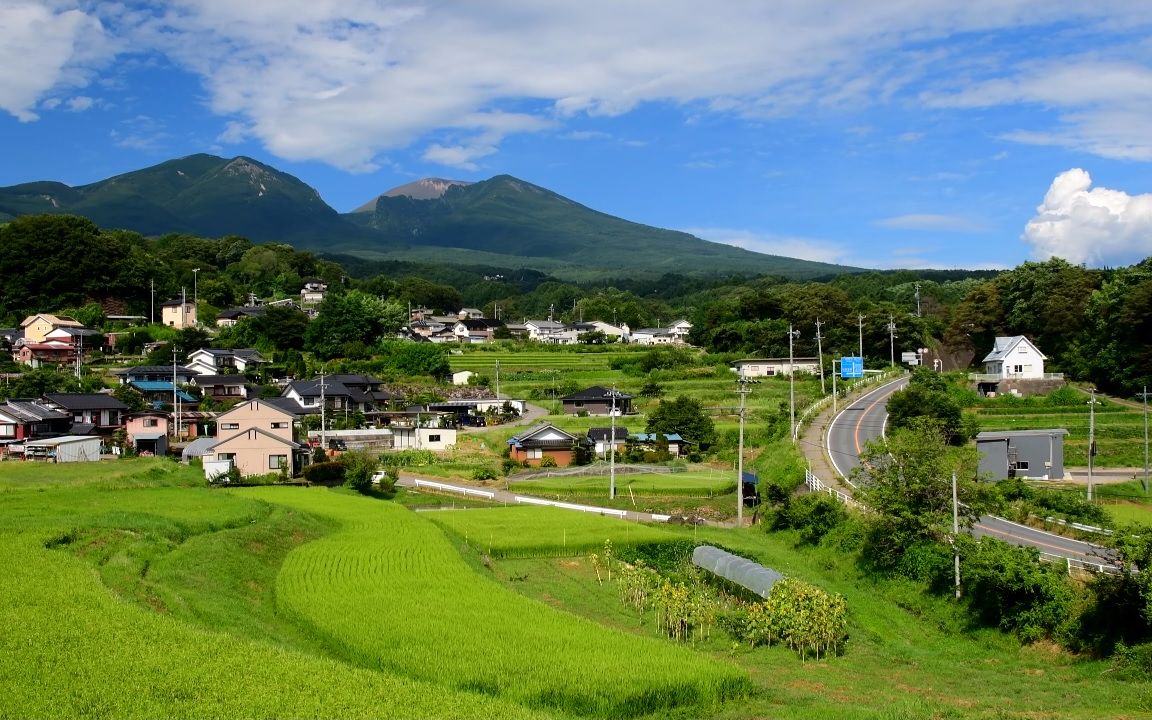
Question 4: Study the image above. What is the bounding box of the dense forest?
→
[1,214,1148,395]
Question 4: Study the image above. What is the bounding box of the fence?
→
[408,477,496,500]
[793,369,903,442]
[804,468,866,510]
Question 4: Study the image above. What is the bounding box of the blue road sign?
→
[841,356,864,379]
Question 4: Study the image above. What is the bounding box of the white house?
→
[589,320,627,339]
[982,336,1046,380]
[731,358,821,378]
[668,319,692,342]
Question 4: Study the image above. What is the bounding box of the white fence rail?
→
[514,495,628,518]
[804,468,865,510]
[409,477,496,499]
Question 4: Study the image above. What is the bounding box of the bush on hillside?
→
[303,461,347,487]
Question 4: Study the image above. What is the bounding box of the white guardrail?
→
[794,369,902,442]
[514,494,628,518]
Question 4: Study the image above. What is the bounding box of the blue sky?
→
[4,1,1152,270]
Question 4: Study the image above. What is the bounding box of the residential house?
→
[982,336,1047,380]
[562,386,633,416]
[668,319,693,343]
[629,432,686,458]
[189,374,252,403]
[507,423,584,467]
[0,328,19,352]
[587,426,629,458]
[128,381,198,410]
[731,358,821,378]
[281,374,397,416]
[452,318,504,343]
[976,429,1068,481]
[14,340,75,367]
[424,398,524,427]
[160,297,197,329]
[215,306,266,327]
[185,348,267,376]
[43,326,106,352]
[124,411,170,456]
[117,365,198,385]
[409,319,449,339]
[629,327,675,345]
[19,314,83,344]
[588,321,627,340]
[457,307,485,319]
[525,319,576,344]
[0,400,71,446]
[42,393,129,435]
[208,399,307,477]
[300,279,328,305]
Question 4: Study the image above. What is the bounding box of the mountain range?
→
[0,154,855,280]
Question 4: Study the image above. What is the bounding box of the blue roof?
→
[631,432,684,442]
[131,381,197,402]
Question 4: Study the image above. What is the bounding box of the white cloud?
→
[65,95,93,111]
[0,2,107,121]
[684,227,852,265]
[1023,168,1152,265]
[877,214,985,232]
[11,2,1152,171]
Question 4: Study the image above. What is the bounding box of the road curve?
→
[825,377,1117,568]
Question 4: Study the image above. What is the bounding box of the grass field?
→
[427,505,682,557]
[509,470,737,498]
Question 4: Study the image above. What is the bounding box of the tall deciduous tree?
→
[646,395,716,450]
[855,419,985,571]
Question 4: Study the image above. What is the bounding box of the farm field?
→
[509,469,737,498]
[239,486,751,717]
[6,458,1149,719]
[426,505,682,557]
[971,397,1148,468]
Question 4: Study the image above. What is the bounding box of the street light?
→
[604,387,624,499]
[788,324,800,442]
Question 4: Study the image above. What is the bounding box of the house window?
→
[143,418,158,428]
[218,453,235,461]
[303,397,316,406]
[428,434,441,442]
[271,422,289,429]
[1016,461,1030,471]
[573,401,584,408]
[269,455,287,469]
[1013,365,1023,374]
[528,448,542,459]
[0,423,14,437]
[221,422,239,430]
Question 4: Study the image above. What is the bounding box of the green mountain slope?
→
[349,175,853,278]
[0,158,857,279]
[0,154,379,245]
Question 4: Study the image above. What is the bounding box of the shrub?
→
[778,493,848,546]
[1110,642,1152,680]
[539,456,558,468]
[303,461,347,487]
[472,467,497,482]
[501,458,524,475]
[342,450,380,495]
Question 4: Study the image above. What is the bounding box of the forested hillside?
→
[1,214,1148,395]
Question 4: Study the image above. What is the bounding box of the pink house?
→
[124,411,170,456]
[208,400,306,477]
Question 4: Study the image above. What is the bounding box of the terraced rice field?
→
[510,471,737,498]
[0,480,541,720]
[427,505,682,557]
[243,487,750,717]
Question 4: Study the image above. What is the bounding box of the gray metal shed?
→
[23,435,103,463]
[976,429,1068,481]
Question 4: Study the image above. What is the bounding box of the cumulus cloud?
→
[1023,168,1152,265]
[9,2,1152,171]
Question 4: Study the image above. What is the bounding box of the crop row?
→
[510,474,737,499]
[242,488,749,717]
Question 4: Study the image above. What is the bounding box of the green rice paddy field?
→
[3,457,1149,719]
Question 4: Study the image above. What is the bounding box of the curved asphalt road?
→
[826,378,1117,569]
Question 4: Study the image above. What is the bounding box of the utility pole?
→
[736,372,756,525]
[914,282,922,318]
[1088,389,1100,501]
[952,471,961,599]
[319,369,328,456]
[1143,386,1150,496]
[604,387,622,500]
[180,287,187,329]
[831,357,839,414]
[172,349,180,441]
[887,315,897,367]
[150,279,155,325]
[788,324,800,442]
[858,314,865,361]
[814,318,826,394]
[192,268,200,325]
[495,359,501,398]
